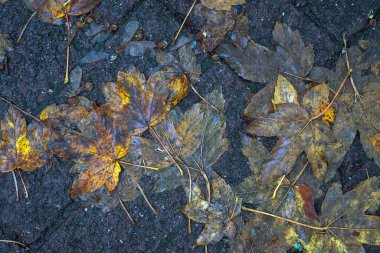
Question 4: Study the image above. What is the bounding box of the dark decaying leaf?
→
[239,177,380,253]
[200,0,245,11]
[151,88,228,193]
[298,183,319,221]
[310,46,380,167]
[25,0,102,24]
[245,75,342,184]
[357,40,380,75]
[182,171,242,246]
[0,107,52,172]
[217,22,314,83]
[51,106,130,196]
[193,4,235,52]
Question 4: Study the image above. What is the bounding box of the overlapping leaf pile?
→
[1,1,380,251]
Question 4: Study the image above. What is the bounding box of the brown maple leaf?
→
[247,76,341,184]
[0,107,51,172]
[50,106,130,196]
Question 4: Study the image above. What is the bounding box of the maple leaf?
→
[50,106,130,196]
[23,0,102,24]
[103,66,186,134]
[239,176,380,253]
[0,107,51,172]
[147,88,229,194]
[246,76,341,184]
[311,46,380,167]
[39,96,92,128]
[217,22,314,84]
[72,136,149,212]
[193,4,236,52]
[200,0,246,11]
[182,171,242,246]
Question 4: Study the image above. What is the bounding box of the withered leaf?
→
[151,88,228,193]
[51,106,130,196]
[0,107,51,172]
[39,96,92,128]
[239,177,380,253]
[247,79,340,184]
[217,22,314,83]
[75,136,147,212]
[182,171,242,246]
[193,4,235,52]
[357,40,380,75]
[26,0,102,24]
[201,0,245,11]
[103,66,186,134]
[311,46,380,167]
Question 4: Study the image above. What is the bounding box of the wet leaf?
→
[50,106,131,196]
[357,40,380,75]
[217,22,314,83]
[247,80,341,184]
[272,74,299,110]
[151,88,228,193]
[298,184,319,221]
[103,66,183,134]
[0,107,51,172]
[239,177,380,253]
[182,171,242,246]
[193,4,235,52]
[201,0,245,11]
[27,0,102,24]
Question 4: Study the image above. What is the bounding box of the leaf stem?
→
[173,0,197,43]
[17,11,37,43]
[118,160,160,171]
[190,84,222,113]
[0,239,28,249]
[149,126,184,176]
[11,170,19,201]
[18,170,29,199]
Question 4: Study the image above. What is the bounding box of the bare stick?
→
[282,71,319,83]
[17,12,37,43]
[11,170,19,201]
[190,84,222,113]
[0,239,28,249]
[227,197,240,222]
[118,198,136,225]
[0,96,40,122]
[18,170,29,199]
[149,126,184,176]
[118,160,160,171]
[242,206,380,231]
[64,14,71,84]
[173,0,198,43]
[131,175,159,216]
[272,175,286,199]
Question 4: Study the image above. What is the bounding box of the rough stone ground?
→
[0,0,379,252]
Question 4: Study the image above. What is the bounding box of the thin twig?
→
[272,175,286,199]
[118,198,136,225]
[173,0,198,43]
[242,206,380,231]
[0,239,28,249]
[227,197,240,222]
[17,12,37,43]
[64,14,71,84]
[118,160,160,171]
[130,174,159,216]
[149,126,184,176]
[190,84,222,113]
[0,96,40,122]
[18,170,29,199]
[282,71,319,83]
[11,171,19,201]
